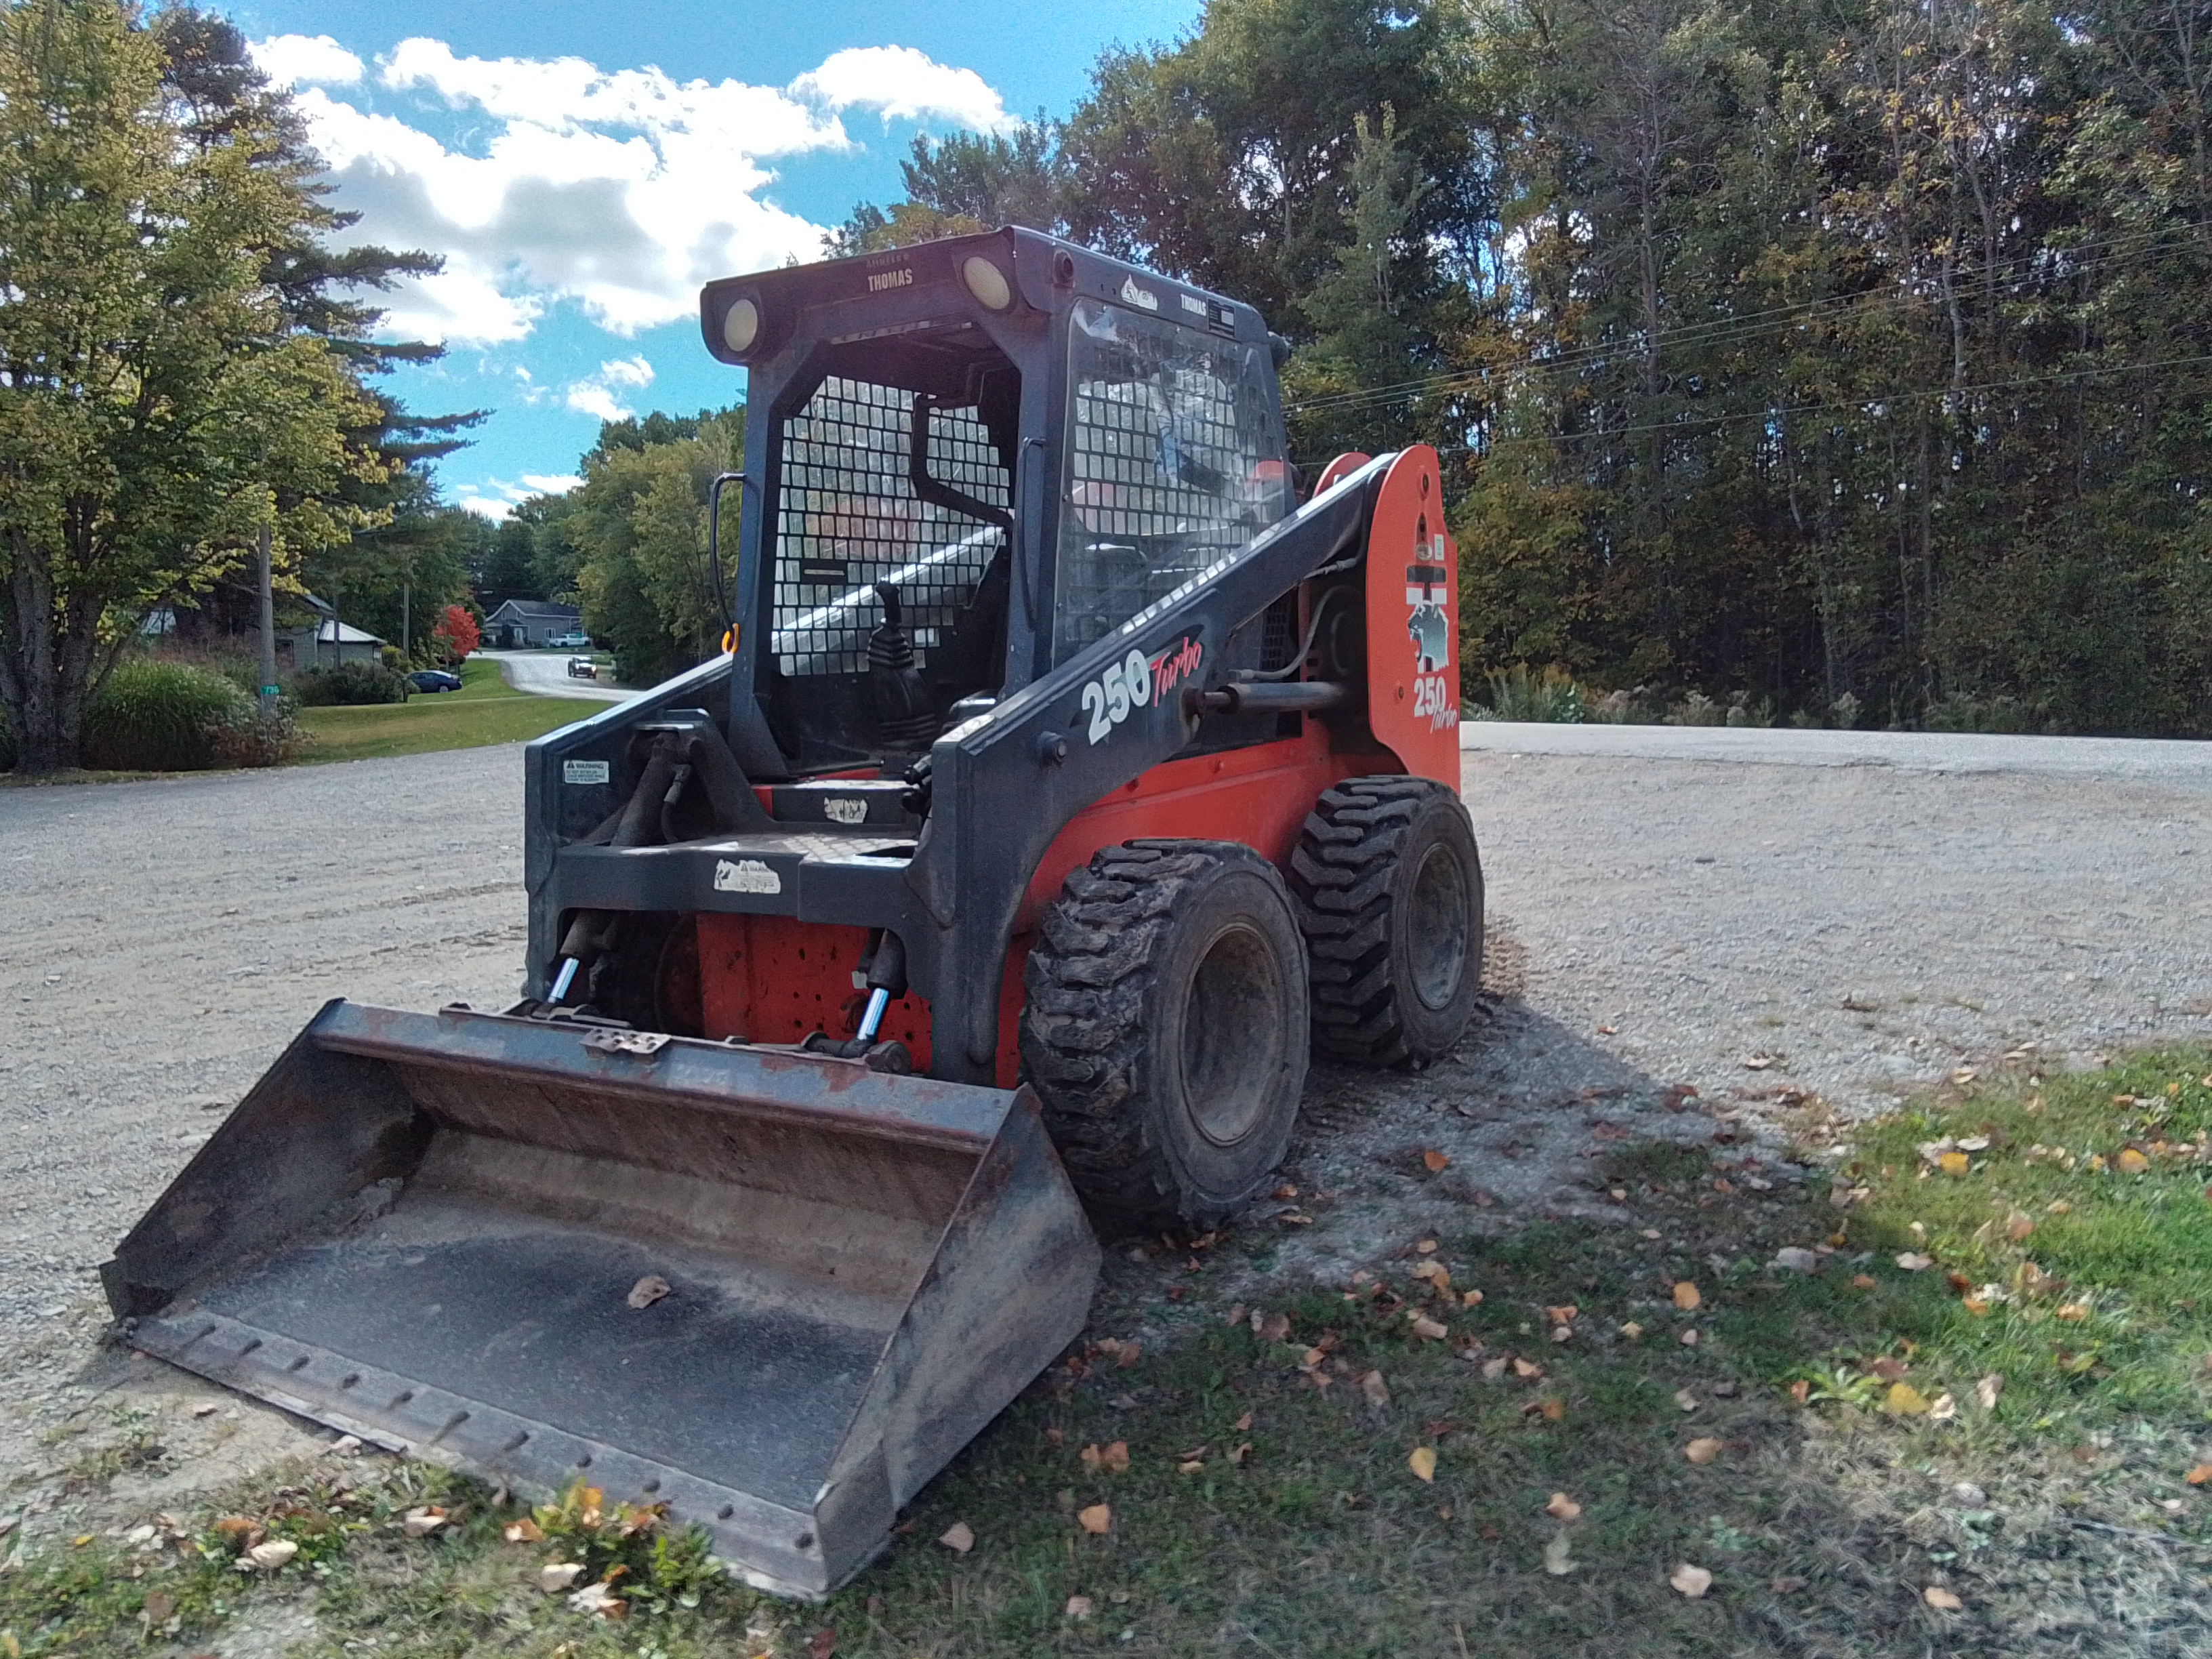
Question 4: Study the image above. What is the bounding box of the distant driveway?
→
[478,648,638,703]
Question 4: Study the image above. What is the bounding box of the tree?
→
[0,0,386,771]
[829,123,1066,255]
[431,602,479,663]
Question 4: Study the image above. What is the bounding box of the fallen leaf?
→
[1679,1328,1700,1347]
[1546,1492,1582,1521]
[1044,1427,1065,1447]
[1544,1304,1579,1325]
[1896,1252,1934,1271]
[1850,1273,1877,1289]
[1788,1378,1811,1405]
[244,1540,298,1571]
[567,1580,626,1618]
[1226,1303,1247,1327]
[401,1507,447,1538]
[808,1628,836,1659]
[1077,1504,1111,1535]
[2006,1212,2035,1242]
[1770,1574,1808,1594]
[1482,1355,1509,1379]
[1540,1397,1567,1422]
[1462,1288,1485,1307]
[626,1275,672,1310]
[1743,1054,1774,1071]
[1962,1295,1990,1316]
[938,1521,975,1553]
[537,1562,583,1593]
[2184,1463,2212,1485]
[1937,1151,1970,1176]
[1115,1343,1143,1368]
[1975,1374,2004,1411]
[1929,1393,1959,1421]
[1410,1315,1450,1340]
[1416,1237,1439,1254]
[1511,1357,1544,1379]
[1884,1382,1932,1415]
[1422,1149,1450,1173]
[1176,1459,1204,1475]
[1234,1411,1253,1431]
[1673,1282,1702,1311]
[1256,1313,1291,1344]
[1620,1321,1644,1340]
[2055,1303,2091,1322]
[1065,1595,1094,1622]
[1669,1562,1713,1598]
[1103,1441,1129,1473]
[2049,1199,2073,1214]
[1229,1443,1251,1464]
[2116,1149,2150,1174]
[141,1590,176,1624]
[1684,1437,1724,1465]
[1080,1443,1102,1474]
[1408,1446,1437,1483]
[1675,1389,1700,1413]
[1869,1357,1908,1381]
[1410,1260,1452,1290]
[504,1518,544,1544]
[1542,1532,1578,1575]
[1359,1370,1392,1407]
[1923,1586,1963,1611]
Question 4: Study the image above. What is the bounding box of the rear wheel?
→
[1021,840,1309,1231]
[1290,777,1484,1067]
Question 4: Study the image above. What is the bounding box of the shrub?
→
[1476,664,1587,722]
[291,663,412,706]
[79,660,281,770]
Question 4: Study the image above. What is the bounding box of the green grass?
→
[11,1052,2211,1658]
[292,657,587,764]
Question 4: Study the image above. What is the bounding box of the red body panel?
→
[1363,446,1460,785]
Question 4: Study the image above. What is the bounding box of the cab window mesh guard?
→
[772,376,1008,677]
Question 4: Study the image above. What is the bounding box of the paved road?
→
[1462,719,2212,788]
[478,647,639,702]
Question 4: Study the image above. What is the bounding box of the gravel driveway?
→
[3,730,2208,1488]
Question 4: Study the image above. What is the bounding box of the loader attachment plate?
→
[105,1001,1099,1598]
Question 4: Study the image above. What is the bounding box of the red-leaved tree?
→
[432,604,479,663]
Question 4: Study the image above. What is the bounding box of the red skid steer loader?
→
[105,228,1481,1598]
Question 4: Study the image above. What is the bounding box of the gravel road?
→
[3,731,2208,1494]
[478,647,638,701]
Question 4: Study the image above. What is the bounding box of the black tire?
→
[1289,777,1484,1067]
[1021,840,1310,1231]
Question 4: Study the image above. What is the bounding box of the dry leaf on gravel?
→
[1408,1446,1437,1482]
[1669,1563,1713,1598]
[243,1540,298,1571]
[1359,1370,1391,1407]
[1923,1586,1963,1611]
[1422,1149,1450,1172]
[938,1521,975,1553]
[1684,1437,1723,1465]
[537,1563,583,1592]
[1543,1532,1578,1575]
[1673,1281,1702,1311]
[626,1275,672,1309]
[1546,1492,1582,1521]
[1411,1260,1451,1290]
[1077,1504,1111,1535]
[1065,1595,1094,1622]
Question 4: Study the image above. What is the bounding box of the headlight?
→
[960,255,1012,312]
[722,296,760,354]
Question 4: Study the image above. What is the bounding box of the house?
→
[276,596,386,668]
[485,598,583,648]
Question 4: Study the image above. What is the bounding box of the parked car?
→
[407,669,464,693]
[547,632,591,649]
[566,657,597,679]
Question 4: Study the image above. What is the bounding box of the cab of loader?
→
[698,228,1296,773]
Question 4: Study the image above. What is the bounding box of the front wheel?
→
[1021,840,1309,1231]
[1289,777,1484,1067]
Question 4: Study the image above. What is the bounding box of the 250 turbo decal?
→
[1079,636,1203,744]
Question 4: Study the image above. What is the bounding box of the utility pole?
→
[257,523,279,710]
[401,581,411,659]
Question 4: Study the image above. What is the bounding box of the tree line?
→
[0,1,479,772]
[835,0,2212,736]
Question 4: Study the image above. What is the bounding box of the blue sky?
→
[228,0,1202,517]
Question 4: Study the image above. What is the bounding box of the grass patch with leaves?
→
[291,657,585,764]
[7,1052,2209,1658]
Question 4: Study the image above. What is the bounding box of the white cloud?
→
[565,354,655,420]
[521,473,584,494]
[282,37,1014,345]
[249,34,365,88]
[455,472,582,519]
[791,46,1016,131]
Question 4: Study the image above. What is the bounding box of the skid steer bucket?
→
[103,1001,1099,1597]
